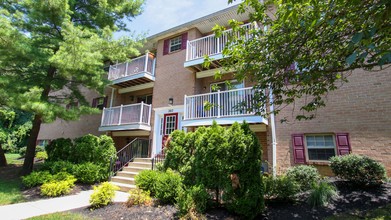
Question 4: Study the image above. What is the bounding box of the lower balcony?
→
[182,87,268,127]
[99,103,152,132]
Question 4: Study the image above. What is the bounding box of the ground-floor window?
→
[305,135,336,161]
[36,139,50,147]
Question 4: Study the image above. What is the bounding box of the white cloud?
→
[116,0,240,38]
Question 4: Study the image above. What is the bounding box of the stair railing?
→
[151,148,165,170]
[108,138,149,179]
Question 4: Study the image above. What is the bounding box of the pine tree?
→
[0,0,145,174]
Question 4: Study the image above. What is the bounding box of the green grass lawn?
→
[0,178,25,205]
[326,204,391,220]
[27,212,90,220]
[5,153,23,164]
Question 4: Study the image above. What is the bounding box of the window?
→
[92,97,106,110]
[137,95,153,105]
[305,135,336,161]
[292,133,350,164]
[169,36,182,53]
[163,33,187,55]
[210,80,244,92]
[36,139,50,147]
[164,115,177,135]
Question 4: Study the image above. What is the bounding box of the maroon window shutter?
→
[92,98,97,107]
[103,96,108,108]
[163,39,170,55]
[181,32,188,50]
[292,134,306,164]
[336,133,351,156]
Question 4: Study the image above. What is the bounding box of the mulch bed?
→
[69,181,391,220]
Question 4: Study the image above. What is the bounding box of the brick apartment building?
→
[37,5,391,175]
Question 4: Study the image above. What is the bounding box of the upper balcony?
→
[184,23,256,71]
[182,87,268,127]
[108,52,156,92]
[99,102,152,132]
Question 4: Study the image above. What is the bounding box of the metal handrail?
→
[151,149,165,170]
[108,138,149,179]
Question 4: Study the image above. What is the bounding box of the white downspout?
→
[269,88,277,177]
[110,88,115,108]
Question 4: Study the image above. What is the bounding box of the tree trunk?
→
[20,115,42,175]
[0,144,7,167]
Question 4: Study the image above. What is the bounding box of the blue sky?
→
[116,0,240,38]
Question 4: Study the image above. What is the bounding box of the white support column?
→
[139,102,144,123]
[186,40,190,60]
[144,53,148,72]
[217,90,221,118]
[269,88,277,177]
[100,107,105,126]
[125,62,128,77]
[118,104,123,126]
[110,88,115,108]
[184,95,187,120]
[152,58,156,76]
[148,104,152,125]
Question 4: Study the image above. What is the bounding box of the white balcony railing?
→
[101,102,152,127]
[186,23,256,61]
[184,87,259,120]
[108,52,155,81]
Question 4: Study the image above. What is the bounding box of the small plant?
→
[135,170,159,195]
[307,181,338,207]
[73,162,105,184]
[286,165,321,191]
[35,151,48,160]
[18,147,27,157]
[330,154,387,186]
[22,171,53,188]
[155,169,183,204]
[89,182,119,208]
[263,175,300,201]
[126,188,153,207]
[40,174,76,197]
[176,184,209,219]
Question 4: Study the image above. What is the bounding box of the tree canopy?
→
[213,0,390,120]
[0,0,145,174]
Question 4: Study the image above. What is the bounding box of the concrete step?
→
[123,166,151,173]
[111,181,136,192]
[133,158,152,163]
[129,162,152,169]
[111,176,135,185]
[117,171,138,178]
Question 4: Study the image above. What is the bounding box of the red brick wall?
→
[273,67,391,175]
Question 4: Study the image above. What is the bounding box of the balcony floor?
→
[184,54,224,72]
[182,115,268,127]
[99,123,151,132]
[111,72,155,88]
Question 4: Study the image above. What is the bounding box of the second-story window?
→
[169,36,182,53]
[163,33,188,55]
[92,97,107,110]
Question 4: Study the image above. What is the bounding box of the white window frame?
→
[164,115,177,135]
[169,36,182,53]
[305,134,337,162]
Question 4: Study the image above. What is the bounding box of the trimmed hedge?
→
[330,154,387,186]
[286,165,320,191]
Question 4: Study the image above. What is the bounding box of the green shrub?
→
[126,188,152,207]
[40,180,74,197]
[22,171,53,188]
[135,170,159,195]
[155,169,183,204]
[73,162,106,184]
[35,145,45,153]
[96,135,117,168]
[73,135,99,164]
[307,181,338,207]
[263,175,300,201]
[89,182,119,208]
[330,154,387,186]
[176,184,209,218]
[286,165,321,191]
[52,172,76,186]
[40,160,75,174]
[18,147,27,157]
[45,138,73,161]
[35,151,48,160]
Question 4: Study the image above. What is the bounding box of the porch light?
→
[168,97,174,105]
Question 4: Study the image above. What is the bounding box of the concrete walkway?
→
[0,190,129,220]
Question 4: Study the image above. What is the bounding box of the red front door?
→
[162,113,178,149]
